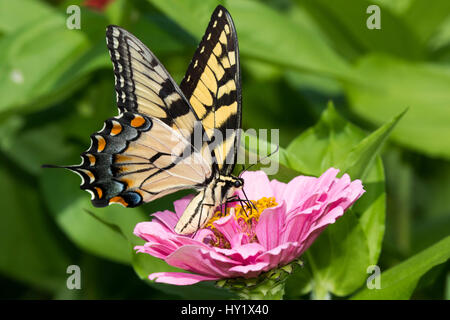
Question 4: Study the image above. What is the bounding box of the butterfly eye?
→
[234,179,243,188]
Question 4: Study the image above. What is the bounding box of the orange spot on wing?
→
[80,169,95,182]
[111,122,122,135]
[131,115,145,128]
[87,154,96,166]
[109,196,128,207]
[95,187,103,199]
[96,135,106,152]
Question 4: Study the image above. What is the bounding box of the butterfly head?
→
[233,177,244,188]
[218,174,244,192]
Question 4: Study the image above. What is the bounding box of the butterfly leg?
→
[202,203,215,207]
[223,196,251,217]
[242,188,257,211]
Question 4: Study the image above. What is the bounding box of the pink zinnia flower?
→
[134,168,365,286]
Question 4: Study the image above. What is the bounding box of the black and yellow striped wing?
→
[51,26,215,208]
[180,5,241,176]
[107,25,199,140]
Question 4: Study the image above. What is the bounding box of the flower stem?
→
[216,259,303,300]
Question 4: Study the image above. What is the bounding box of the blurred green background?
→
[0,0,449,299]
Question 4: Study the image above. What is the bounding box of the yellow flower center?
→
[205,197,278,248]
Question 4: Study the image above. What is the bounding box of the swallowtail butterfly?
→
[45,5,244,235]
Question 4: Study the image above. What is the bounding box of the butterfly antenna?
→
[238,144,280,177]
[238,163,256,177]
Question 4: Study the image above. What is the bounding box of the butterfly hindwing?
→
[72,112,154,207]
[70,110,213,208]
[180,5,241,175]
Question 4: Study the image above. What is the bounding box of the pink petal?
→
[316,167,341,190]
[135,243,178,260]
[257,241,301,267]
[228,262,269,278]
[134,221,211,254]
[134,221,173,242]
[151,210,178,231]
[281,175,317,212]
[229,232,250,247]
[192,228,217,244]
[165,245,237,278]
[149,272,219,285]
[255,201,286,250]
[239,171,273,200]
[269,179,287,201]
[308,206,344,236]
[216,242,265,263]
[346,179,366,206]
[282,211,315,244]
[282,168,341,212]
[213,212,241,244]
[173,194,194,219]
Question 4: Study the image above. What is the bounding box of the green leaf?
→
[0,162,70,292]
[384,149,450,254]
[0,0,55,33]
[286,102,363,175]
[353,158,386,264]
[344,54,450,158]
[284,264,313,299]
[352,236,450,299]
[429,15,450,54]
[446,272,450,300]
[129,15,191,56]
[147,0,351,77]
[306,211,370,298]
[285,102,393,297]
[227,0,350,76]
[0,4,113,116]
[105,0,131,26]
[146,0,218,38]
[0,116,77,175]
[402,0,450,43]
[239,130,302,182]
[0,14,90,114]
[297,0,422,60]
[39,169,141,264]
[337,109,406,180]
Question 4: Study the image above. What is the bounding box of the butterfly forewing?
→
[106,26,200,141]
[180,5,242,175]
